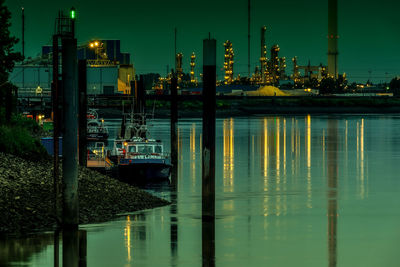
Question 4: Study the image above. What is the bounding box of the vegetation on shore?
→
[0,109,49,161]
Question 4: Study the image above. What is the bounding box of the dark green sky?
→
[6,0,400,82]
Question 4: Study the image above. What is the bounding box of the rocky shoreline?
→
[0,152,170,236]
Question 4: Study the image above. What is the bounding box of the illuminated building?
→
[268,44,280,86]
[260,26,268,84]
[224,40,234,84]
[279,57,287,80]
[176,53,183,83]
[11,39,134,96]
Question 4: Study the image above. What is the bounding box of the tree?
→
[389,77,400,97]
[0,0,23,122]
[319,77,336,95]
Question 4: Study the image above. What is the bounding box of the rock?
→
[0,152,170,236]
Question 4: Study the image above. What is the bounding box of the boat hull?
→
[118,159,171,182]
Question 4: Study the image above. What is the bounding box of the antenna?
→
[174,28,177,70]
[248,0,251,78]
[22,7,25,58]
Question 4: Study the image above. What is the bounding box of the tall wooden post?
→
[170,73,178,186]
[202,37,216,267]
[63,229,79,267]
[78,60,87,167]
[52,34,61,223]
[62,37,79,227]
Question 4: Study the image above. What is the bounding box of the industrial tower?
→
[260,26,268,84]
[328,0,338,79]
[224,41,234,84]
[190,52,196,83]
[176,53,183,83]
[268,45,280,85]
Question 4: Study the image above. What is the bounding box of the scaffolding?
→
[224,40,234,84]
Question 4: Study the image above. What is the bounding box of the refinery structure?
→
[13,0,343,96]
[150,0,343,94]
[10,39,135,96]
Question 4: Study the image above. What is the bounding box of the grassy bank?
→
[0,109,49,161]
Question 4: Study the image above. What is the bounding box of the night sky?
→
[6,0,400,83]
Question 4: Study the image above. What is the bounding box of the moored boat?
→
[109,112,171,182]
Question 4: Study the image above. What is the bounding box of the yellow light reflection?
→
[223,118,234,192]
[283,118,287,176]
[306,115,311,169]
[360,118,365,199]
[124,216,132,262]
[276,118,280,180]
[306,115,312,209]
[190,124,196,187]
[262,118,269,186]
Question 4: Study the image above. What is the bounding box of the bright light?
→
[90,43,94,48]
[94,41,99,47]
[70,8,76,19]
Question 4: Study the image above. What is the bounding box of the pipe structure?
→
[260,26,267,84]
[223,41,234,84]
[190,52,196,83]
[62,37,79,227]
[328,0,338,79]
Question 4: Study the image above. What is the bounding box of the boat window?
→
[116,142,122,149]
[137,145,153,154]
[96,142,104,148]
[88,122,98,127]
[128,146,137,153]
[154,145,162,153]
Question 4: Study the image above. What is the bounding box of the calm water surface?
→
[2,115,400,266]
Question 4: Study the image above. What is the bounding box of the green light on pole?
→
[70,7,76,19]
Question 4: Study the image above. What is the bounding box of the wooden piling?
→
[202,38,216,220]
[202,38,216,267]
[79,230,87,267]
[62,37,79,227]
[78,60,87,167]
[52,34,61,223]
[170,73,178,186]
[63,229,79,267]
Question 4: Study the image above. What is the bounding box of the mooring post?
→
[63,229,79,267]
[78,59,87,167]
[52,34,61,223]
[79,230,87,267]
[202,37,216,267]
[170,72,178,186]
[62,37,79,227]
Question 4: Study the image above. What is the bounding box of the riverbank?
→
[0,152,170,236]
[93,96,400,119]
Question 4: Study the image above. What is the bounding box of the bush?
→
[0,125,49,160]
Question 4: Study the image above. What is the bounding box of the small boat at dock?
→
[109,113,171,182]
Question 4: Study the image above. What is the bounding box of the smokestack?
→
[248,0,251,78]
[260,26,267,84]
[328,0,338,79]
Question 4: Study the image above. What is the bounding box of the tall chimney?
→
[328,0,338,79]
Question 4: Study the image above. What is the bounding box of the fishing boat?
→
[110,113,171,182]
[87,109,109,141]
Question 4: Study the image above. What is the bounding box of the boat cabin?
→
[126,143,163,155]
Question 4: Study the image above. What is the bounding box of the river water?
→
[2,115,400,266]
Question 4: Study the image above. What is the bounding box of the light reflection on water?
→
[2,115,400,267]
